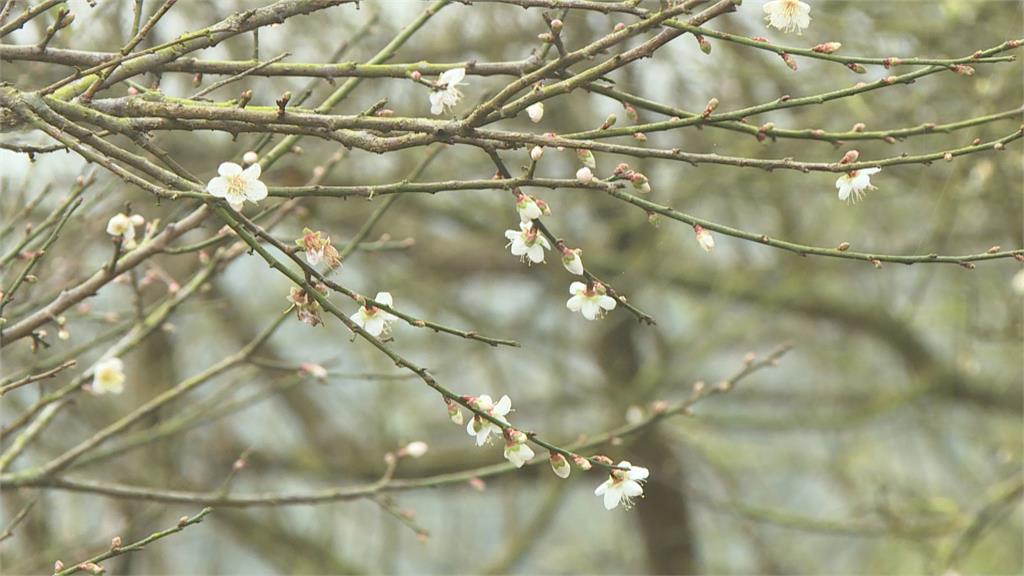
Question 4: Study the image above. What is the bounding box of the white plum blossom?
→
[206,162,268,211]
[550,452,571,478]
[503,431,535,468]
[466,394,513,446]
[505,221,551,264]
[566,281,616,320]
[91,357,125,395]
[763,0,811,34]
[594,461,650,510]
[429,67,467,115]
[576,166,594,183]
[694,224,715,252]
[561,247,584,275]
[836,167,881,203]
[106,213,138,249]
[351,292,397,338]
[527,102,544,123]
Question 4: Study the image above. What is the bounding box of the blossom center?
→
[225,174,247,197]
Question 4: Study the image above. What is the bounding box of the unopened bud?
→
[537,32,553,43]
[530,146,544,161]
[695,34,711,54]
[576,148,596,169]
[812,42,842,54]
[846,62,867,74]
[242,151,259,165]
[632,132,647,141]
[110,536,122,550]
[572,455,592,470]
[601,113,617,129]
[882,57,902,69]
[950,64,975,76]
[624,103,638,123]
[971,138,982,145]
[410,70,422,81]
[237,89,253,108]
[781,53,798,71]
[401,441,429,458]
[55,560,65,571]
[851,122,866,132]
[987,246,1001,254]
[550,18,563,33]
[837,242,850,251]
[613,22,625,32]
[839,150,860,164]
[944,152,954,161]
[549,452,571,478]
[702,97,719,118]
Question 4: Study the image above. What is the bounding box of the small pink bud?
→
[839,150,860,164]
[780,53,798,71]
[613,22,625,32]
[468,477,486,491]
[410,70,422,81]
[572,455,592,470]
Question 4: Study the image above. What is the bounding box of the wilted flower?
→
[594,461,650,510]
[207,162,268,211]
[505,221,551,264]
[92,357,125,395]
[296,228,341,269]
[836,167,881,203]
[350,292,397,338]
[289,286,324,327]
[763,0,811,34]
[566,281,616,320]
[429,68,467,115]
[466,394,512,446]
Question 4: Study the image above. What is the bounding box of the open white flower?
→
[505,221,550,264]
[429,68,467,115]
[466,394,512,446]
[567,281,617,320]
[594,461,650,510]
[106,213,137,249]
[836,167,881,203]
[207,162,268,211]
[91,357,125,395]
[350,292,397,338]
[763,0,811,34]
[527,102,544,123]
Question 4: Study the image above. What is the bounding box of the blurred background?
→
[1,0,1022,573]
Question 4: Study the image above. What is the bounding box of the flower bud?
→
[572,455,592,470]
[576,148,596,169]
[780,53,798,71]
[851,122,866,133]
[410,70,422,81]
[846,62,867,74]
[812,42,842,54]
[613,22,625,32]
[530,146,544,161]
[576,166,594,183]
[624,103,638,123]
[839,150,860,164]
[696,34,711,54]
[601,114,617,130]
[527,102,544,123]
[446,398,463,425]
[550,19,563,33]
[111,536,122,550]
[837,242,850,251]
[694,224,714,253]
[630,172,651,194]
[242,151,259,165]
[702,97,719,118]
[950,64,975,76]
[401,441,429,458]
[550,452,571,478]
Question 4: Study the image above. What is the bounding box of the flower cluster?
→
[350,291,397,338]
[296,228,341,270]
